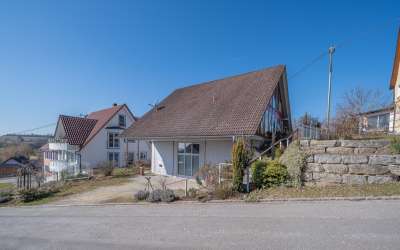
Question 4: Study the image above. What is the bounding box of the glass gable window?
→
[177,143,200,176]
[108,132,120,148]
[258,87,284,137]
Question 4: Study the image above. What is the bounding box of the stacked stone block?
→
[300,139,400,186]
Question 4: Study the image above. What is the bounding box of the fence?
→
[297,124,321,140]
[217,163,233,184]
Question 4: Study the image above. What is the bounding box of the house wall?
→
[395,67,400,133]
[151,139,233,177]
[80,106,150,169]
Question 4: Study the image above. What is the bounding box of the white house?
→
[42,104,150,180]
[122,65,292,177]
[358,28,399,134]
[391,28,400,133]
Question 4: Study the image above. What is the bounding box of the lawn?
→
[0,183,14,191]
[246,183,400,201]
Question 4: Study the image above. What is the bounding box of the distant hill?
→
[0,134,52,149]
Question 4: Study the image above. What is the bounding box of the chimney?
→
[113,103,118,107]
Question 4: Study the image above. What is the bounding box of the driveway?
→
[0,177,17,185]
[0,200,400,249]
[53,174,199,205]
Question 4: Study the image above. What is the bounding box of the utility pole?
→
[326,46,335,138]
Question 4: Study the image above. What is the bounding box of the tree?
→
[232,138,250,192]
[333,87,390,138]
[0,143,34,162]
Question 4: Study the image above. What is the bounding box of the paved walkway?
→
[1,200,400,249]
[52,174,199,205]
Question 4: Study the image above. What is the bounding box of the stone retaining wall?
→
[300,139,400,186]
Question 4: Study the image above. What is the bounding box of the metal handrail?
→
[249,129,298,164]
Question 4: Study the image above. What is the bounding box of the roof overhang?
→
[390,28,400,90]
[121,134,263,141]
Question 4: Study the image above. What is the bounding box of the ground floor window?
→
[177,143,199,176]
[140,152,147,160]
[108,152,119,167]
[127,152,135,165]
[367,113,389,130]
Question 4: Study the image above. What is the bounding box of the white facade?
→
[151,138,233,177]
[43,105,151,179]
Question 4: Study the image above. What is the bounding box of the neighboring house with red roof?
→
[122,65,292,177]
[42,104,150,180]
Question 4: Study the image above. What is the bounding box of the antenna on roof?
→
[148,99,160,112]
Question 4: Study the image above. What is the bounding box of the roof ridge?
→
[174,64,285,92]
[88,104,124,115]
[59,114,98,121]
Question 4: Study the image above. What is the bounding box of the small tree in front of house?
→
[232,138,250,192]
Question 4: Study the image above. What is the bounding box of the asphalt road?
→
[0,200,400,250]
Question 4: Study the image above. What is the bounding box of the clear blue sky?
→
[0,0,399,135]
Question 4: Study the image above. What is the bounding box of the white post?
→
[326,46,335,138]
[218,164,221,184]
[185,179,188,197]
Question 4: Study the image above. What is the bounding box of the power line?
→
[288,17,399,81]
[1,123,56,136]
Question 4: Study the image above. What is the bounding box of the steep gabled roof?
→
[390,28,400,90]
[55,104,135,148]
[122,65,287,139]
[82,104,130,147]
[59,115,97,145]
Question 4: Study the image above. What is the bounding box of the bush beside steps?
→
[134,189,176,203]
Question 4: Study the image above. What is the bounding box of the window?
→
[108,132,120,148]
[108,152,119,166]
[367,113,389,130]
[119,115,126,127]
[128,152,135,165]
[177,143,200,176]
[139,152,147,160]
[258,88,284,136]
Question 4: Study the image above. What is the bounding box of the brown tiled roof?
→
[56,104,134,148]
[59,115,97,145]
[123,65,286,139]
[82,105,125,147]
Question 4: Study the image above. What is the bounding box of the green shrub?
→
[18,182,62,202]
[274,147,283,159]
[0,190,14,203]
[160,189,175,202]
[112,168,134,177]
[279,142,307,187]
[213,183,235,200]
[264,160,288,187]
[134,190,149,201]
[232,138,250,192]
[390,137,400,154]
[146,189,176,203]
[251,160,267,189]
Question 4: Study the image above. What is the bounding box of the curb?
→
[2,195,400,208]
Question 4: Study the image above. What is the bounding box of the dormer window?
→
[119,115,126,127]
